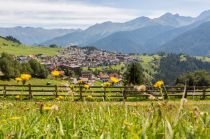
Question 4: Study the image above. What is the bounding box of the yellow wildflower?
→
[110,77,119,83]
[51,70,60,77]
[58,96,64,99]
[15,77,22,82]
[77,80,84,84]
[154,80,164,88]
[15,95,20,99]
[43,105,59,111]
[102,82,111,88]
[56,96,64,100]
[9,116,21,120]
[43,106,52,110]
[20,74,31,81]
[84,84,90,89]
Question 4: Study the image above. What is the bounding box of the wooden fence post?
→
[28,84,32,99]
[103,88,106,101]
[202,88,206,100]
[163,86,168,100]
[55,85,58,98]
[3,85,6,97]
[122,87,127,101]
[79,85,83,100]
[184,86,188,98]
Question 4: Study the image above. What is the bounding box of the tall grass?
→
[0,101,209,138]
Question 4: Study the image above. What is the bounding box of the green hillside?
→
[0,37,60,56]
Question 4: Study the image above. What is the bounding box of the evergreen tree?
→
[5,36,21,44]
[123,62,144,85]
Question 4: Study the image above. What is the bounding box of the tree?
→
[58,66,75,77]
[123,62,144,85]
[49,44,59,48]
[5,36,21,44]
[155,53,210,85]
[28,59,49,78]
[21,63,33,74]
[0,53,21,79]
[176,70,210,86]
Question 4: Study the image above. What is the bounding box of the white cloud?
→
[1,0,208,29]
[0,0,138,29]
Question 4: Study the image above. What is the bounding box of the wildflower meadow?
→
[0,72,208,138]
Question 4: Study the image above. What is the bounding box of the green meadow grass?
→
[0,78,64,86]
[0,37,60,56]
[82,63,125,72]
[196,56,210,62]
[139,55,161,81]
[0,100,209,138]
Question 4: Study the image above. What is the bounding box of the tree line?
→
[123,53,210,86]
[0,53,48,80]
[155,53,210,85]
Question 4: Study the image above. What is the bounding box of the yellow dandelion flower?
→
[102,82,111,88]
[154,80,164,88]
[43,106,52,110]
[20,74,31,81]
[58,96,64,99]
[43,105,59,111]
[110,77,119,84]
[15,95,20,99]
[15,77,22,82]
[56,96,64,100]
[51,70,60,77]
[84,84,90,89]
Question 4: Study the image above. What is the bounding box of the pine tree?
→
[123,62,144,85]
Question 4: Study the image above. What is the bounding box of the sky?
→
[0,0,210,29]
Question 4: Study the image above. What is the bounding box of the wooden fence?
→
[0,84,210,100]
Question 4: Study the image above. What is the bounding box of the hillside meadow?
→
[0,100,209,138]
[0,37,59,56]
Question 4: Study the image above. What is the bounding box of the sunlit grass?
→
[0,100,209,138]
[0,37,60,56]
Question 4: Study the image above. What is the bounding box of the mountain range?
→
[1,10,210,56]
[0,27,81,45]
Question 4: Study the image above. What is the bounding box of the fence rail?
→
[0,84,210,100]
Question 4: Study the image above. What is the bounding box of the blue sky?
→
[0,0,210,29]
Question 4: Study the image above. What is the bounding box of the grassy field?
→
[196,56,210,62]
[139,55,161,80]
[0,100,209,138]
[0,78,65,86]
[0,37,60,56]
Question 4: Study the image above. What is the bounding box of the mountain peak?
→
[125,16,151,25]
[197,10,210,21]
[128,16,150,22]
[159,12,180,19]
